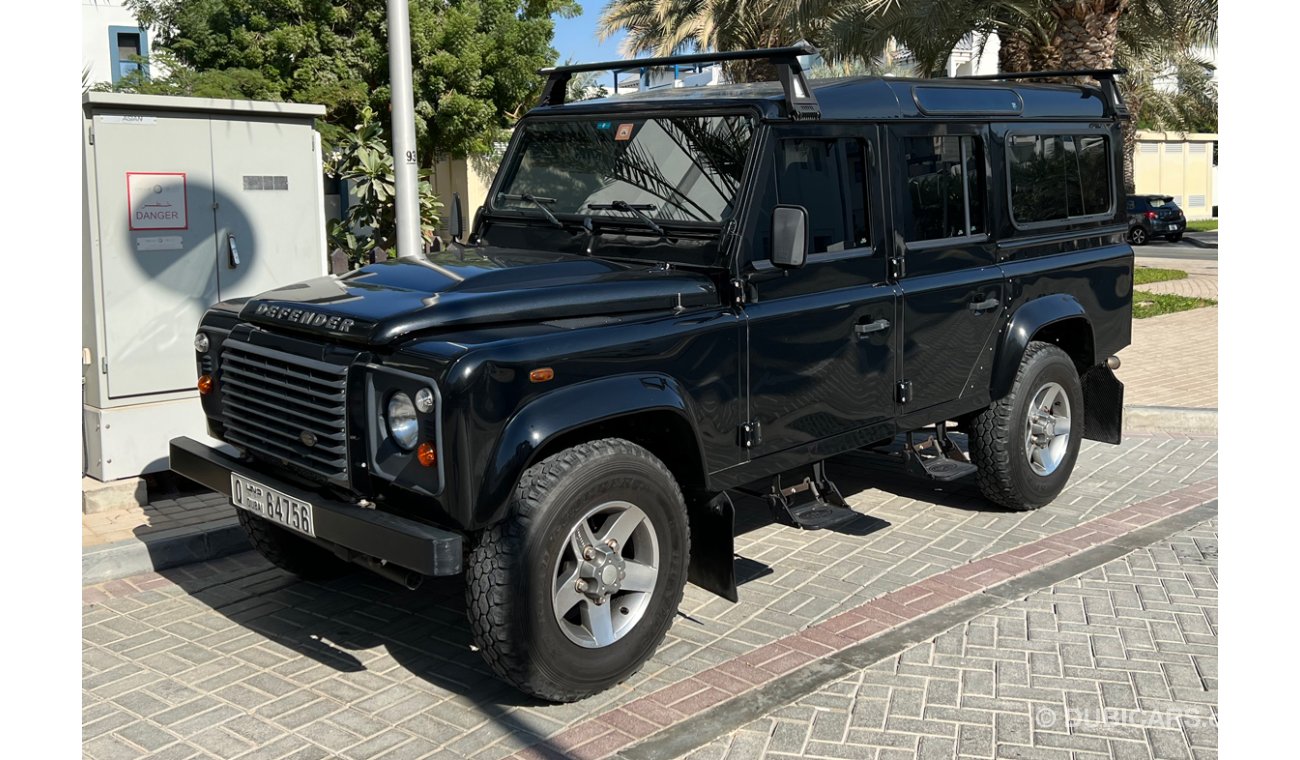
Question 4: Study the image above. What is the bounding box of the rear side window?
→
[1008,134,1113,225]
[901,135,985,242]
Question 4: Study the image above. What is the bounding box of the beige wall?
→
[1133,131,1217,220]
[429,155,496,239]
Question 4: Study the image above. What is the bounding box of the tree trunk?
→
[1046,2,1134,189]
[998,29,1035,73]
[1048,0,1128,73]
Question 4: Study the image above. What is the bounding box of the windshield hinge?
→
[730,278,747,306]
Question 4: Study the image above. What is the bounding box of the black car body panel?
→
[173,70,1133,577]
[239,251,719,345]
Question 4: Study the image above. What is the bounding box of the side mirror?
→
[771,205,809,269]
[450,192,464,241]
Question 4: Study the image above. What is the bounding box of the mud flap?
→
[1081,365,1124,444]
[686,492,737,603]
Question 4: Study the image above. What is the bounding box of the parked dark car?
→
[1126,194,1186,244]
[169,45,1133,701]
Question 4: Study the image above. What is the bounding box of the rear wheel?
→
[1168,232,1184,242]
[970,342,1083,511]
[1128,226,1149,245]
[235,508,350,580]
[466,438,690,702]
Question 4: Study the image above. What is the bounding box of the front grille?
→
[219,339,350,483]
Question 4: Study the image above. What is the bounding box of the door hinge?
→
[102,357,109,375]
[889,256,905,280]
[739,420,762,449]
[896,380,912,405]
[88,126,94,145]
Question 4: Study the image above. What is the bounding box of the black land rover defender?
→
[170,44,1133,702]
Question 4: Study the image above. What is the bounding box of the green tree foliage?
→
[118,0,580,157]
[326,106,444,264]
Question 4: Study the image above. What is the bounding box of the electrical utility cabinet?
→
[82,92,329,482]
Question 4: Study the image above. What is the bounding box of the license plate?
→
[231,473,316,537]
[1169,223,1180,230]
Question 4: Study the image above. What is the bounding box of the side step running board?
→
[764,461,859,530]
[903,425,978,482]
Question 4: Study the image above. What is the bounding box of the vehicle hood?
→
[238,246,719,346]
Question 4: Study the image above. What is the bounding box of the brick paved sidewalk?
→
[693,518,1217,760]
[1134,257,1218,301]
[1117,307,1218,409]
[82,435,1215,760]
[84,492,235,548]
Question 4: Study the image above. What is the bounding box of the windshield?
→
[494,114,756,224]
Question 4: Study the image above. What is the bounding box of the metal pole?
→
[386,0,421,258]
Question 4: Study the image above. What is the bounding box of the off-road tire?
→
[465,438,690,702]
[970,342,1083,511]
[235,508,350,580]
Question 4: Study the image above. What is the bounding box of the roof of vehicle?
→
[530,75,1113,121]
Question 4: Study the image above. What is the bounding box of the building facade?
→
[1133,131,1218,220]
[83,0,158,87]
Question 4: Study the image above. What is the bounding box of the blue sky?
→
[552,3,629,67]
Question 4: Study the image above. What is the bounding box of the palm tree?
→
[1111,0,1217,189]
[596,0,912,81]
[596,0,1216,185]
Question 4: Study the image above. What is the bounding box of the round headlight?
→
[194,332,210,353]
[385,392,419,450]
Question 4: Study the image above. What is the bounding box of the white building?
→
[892,32,1001,77]
[613,62,725,95]
[83,0,159,87]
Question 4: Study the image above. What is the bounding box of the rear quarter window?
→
[1008,133,1113,226]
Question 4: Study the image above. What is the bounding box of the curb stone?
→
[1124,404,1217,435]
[82,520,249,585]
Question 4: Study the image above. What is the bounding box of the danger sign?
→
[127,172,188,231]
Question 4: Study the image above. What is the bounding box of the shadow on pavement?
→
[156,559,574,754]
[154,433,1008,754]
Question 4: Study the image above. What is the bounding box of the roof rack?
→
[537,42,822,119]
[957,68,1130,119]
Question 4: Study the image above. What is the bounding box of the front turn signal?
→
[417,442,437,467]
[197,374,214,395]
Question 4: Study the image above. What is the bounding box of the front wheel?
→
[970,342,1083,511]
[465,438,690,702]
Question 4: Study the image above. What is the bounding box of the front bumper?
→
[169,437,462,577]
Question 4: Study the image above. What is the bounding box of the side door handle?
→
[968,296,999,312]
[228,233,241,268]
[854,318,891,337]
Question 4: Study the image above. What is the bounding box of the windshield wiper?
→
[588,200,666,239]
[498,193,564,229]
